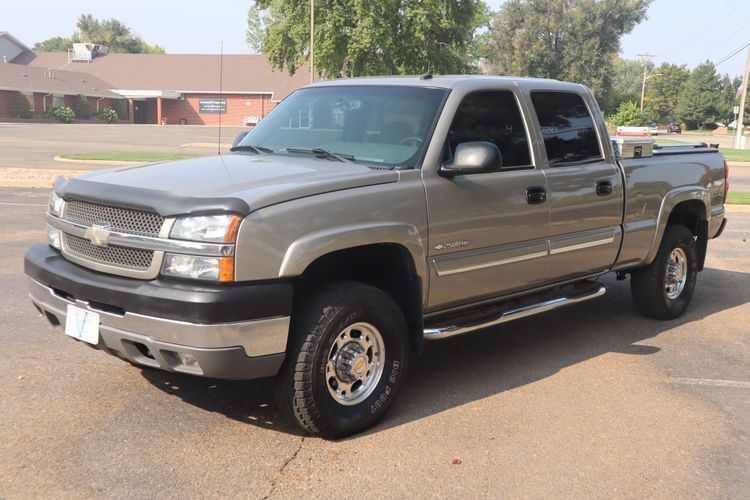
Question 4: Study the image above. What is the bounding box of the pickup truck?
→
[25,76,728,438]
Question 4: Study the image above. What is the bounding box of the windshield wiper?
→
[230,144,274,154]
[284,147,355,163]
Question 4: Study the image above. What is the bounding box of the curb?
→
[53,156,145,166]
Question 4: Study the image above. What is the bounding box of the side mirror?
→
[232,131,250,148]
[439,141,502,177]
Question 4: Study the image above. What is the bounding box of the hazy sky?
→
[4,0,750,77]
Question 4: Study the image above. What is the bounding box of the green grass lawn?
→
[719,148,750,163]
[727,192,750,205]
[60,152,204,162]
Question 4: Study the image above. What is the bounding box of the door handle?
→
[596,180,613,196]
[526,186,547,204]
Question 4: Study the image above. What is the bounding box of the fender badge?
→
[434,240,469,251]
[84,223,112,247]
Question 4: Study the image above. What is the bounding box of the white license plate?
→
[64,305,100,345]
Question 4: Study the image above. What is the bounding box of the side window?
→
[448,91,531,168]
[531,91,602,165]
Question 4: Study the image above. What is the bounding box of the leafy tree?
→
[10,92,32,118]
[246,3,271,54]
[675,61,722,130]
[33,14,164,53]
[72,94,92,119]
[607,101,644,127]
[484,0,651,105]
[252,0,488,78]
[717,74,742,125]
[33,36,73,52]
[603,58,648,115]
[643,63,689,124]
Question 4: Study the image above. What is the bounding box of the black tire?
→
[631,225,698,320]
[273,281,409,438]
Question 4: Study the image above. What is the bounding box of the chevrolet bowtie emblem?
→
[84,223,112,247]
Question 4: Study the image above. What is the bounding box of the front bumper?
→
[25,245,291,380]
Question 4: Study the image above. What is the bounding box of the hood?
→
[55,153,399,216]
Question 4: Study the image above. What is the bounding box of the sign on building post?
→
[199,98,227,114]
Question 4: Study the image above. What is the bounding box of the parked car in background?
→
[647,121,659,136]
[667,123,682,134]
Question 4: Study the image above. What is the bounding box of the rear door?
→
[423,88,549,311]
[529,90,623,282]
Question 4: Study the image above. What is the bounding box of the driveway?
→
[1,188,749,498]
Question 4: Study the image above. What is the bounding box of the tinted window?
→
[241,86,446,167]
[448,91,531,167]
[531,92,601,165]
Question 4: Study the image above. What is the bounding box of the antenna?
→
[217,41,224,155]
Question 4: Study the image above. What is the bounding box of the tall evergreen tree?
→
[675,61,722,130]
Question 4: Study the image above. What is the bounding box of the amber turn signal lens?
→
[219,257,235,282]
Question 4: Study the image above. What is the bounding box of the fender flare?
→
[278,222,429,304]
[644,186,709,265]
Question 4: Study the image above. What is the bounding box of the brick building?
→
[1,32,310,125]
[0,32,123,116]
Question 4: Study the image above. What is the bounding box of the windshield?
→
[238,85,447,168]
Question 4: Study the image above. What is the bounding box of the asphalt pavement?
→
[1,187,749,498]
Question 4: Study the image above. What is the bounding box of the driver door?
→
[423,89,550,312]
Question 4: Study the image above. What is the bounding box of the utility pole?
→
[734,45,750,149]
[638,53,656,115]
[310,0,315,83]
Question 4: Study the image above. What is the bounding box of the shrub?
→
[111,100,127,119]
[72,94,92,119]
[48,106,76,123]
[11,92,32,118]
[607,101,645,128]
[96,107,119,124]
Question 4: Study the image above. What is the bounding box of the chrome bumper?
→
[28,277,289,380]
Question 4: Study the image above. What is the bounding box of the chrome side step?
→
[423,284,606,340]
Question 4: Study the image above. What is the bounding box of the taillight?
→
[724,160,730,199]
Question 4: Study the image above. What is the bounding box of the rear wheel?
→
[631,225,698,320]
[274,282,408,438]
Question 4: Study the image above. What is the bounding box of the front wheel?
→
[631,225,698,320]
[274,282,409,438]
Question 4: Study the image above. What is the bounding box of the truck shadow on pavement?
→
[140,267,750,438]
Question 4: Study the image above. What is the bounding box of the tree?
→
[717,74,742,125]
[10,92,31,118]
[484,0,651,105]
[33,14,164,53]
[72,94,92,119]
[675,61,722,130]
[252,0,488,78]
[33,36,74,52]
[607,101,644,127]
[643,63,689,124]
[603,58,648,115]
[246,3,270,54]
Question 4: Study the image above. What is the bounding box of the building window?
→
[52,95,65,108]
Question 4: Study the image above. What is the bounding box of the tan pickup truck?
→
[26,76,728,437]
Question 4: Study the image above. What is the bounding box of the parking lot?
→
[1,183,749,497]
[1,123,750,497]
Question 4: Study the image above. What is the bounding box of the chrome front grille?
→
[64,200,165,237]
[64,234,154,270]
[58,198,166,278]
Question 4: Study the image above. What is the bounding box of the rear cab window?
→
[447,90,532,168]
[530,92,602,166]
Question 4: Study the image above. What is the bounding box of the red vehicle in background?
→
[667,123,682,134]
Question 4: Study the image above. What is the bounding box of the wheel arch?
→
[645,188,709,268]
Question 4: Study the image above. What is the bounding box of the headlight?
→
[49,191,64,217]
[162,254,234,282]
[170,214,241,242]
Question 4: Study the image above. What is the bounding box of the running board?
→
[423,284,606,340]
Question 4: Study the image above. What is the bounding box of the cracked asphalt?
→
[1,187,749,498]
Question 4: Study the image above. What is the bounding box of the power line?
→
[659,0,743,57]
[716,40,750,67]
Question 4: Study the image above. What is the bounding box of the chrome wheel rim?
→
[665,247,688,299]
[325,322,385,406]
